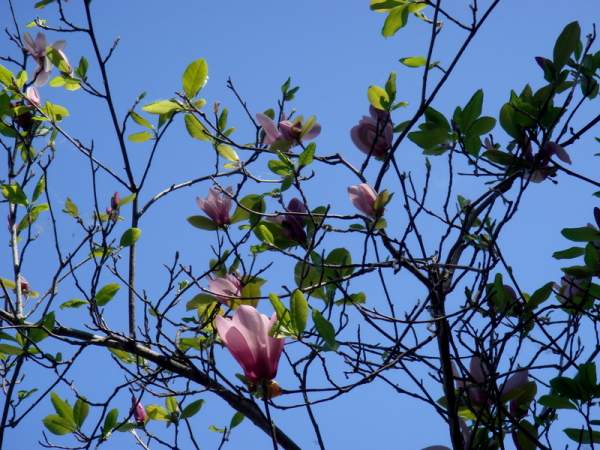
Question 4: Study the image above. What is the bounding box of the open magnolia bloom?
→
[196,187,233,227]
[23,32,70,86]
[214,305,285,385]
[255,112,320,149]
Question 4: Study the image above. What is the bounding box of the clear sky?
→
[1,1,600,449]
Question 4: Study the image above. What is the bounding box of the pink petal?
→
[256,113,280,144]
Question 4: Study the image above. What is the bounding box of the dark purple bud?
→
[281,198,307,244]
[594,207,600,229]
[111,192,120,210]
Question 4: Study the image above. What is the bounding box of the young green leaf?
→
[94,283,120,307]
[182,58,209,98]
[290,289,308,336]
[120,227,141,247]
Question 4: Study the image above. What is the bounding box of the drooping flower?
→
[348,183,378,217]
[23,32,70,86]
[130,396,147,424]
[350,106,393,159]
[501,369,530,418]
[214,305,285,384]
[196,187,233,227]
[208,273,243,302]
[255,112,320,148]
[274,198,307,244]
[523,140,571,183]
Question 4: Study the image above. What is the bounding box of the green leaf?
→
[165,397,179,414]
[181,399,204,419]
[298,142,316,167]
[184,114,211,141]
[120,227,141,247]
[367,85,389,110]
[399,56,427,67]
[117,193,136,207]
[32,176,45,202]
[564,428,600,444]
[255,224,275,245]
[538,394,577,409]
[468,117,496,136]
[553,246,585,259]
[0,343,23,355]
[51,392,75,424]
[325,248,353,278]
[382,5,409,37]
[187,215,218,230]
[1,184,28,205]
[229,411,244,429]
[217,144,239,162]
[62,197,79,218]
[146,405,169,421]
[230,194,265,224]
[561,227,600,242]
[17,203,49,234]
[182,58,209,98]
[130,111,154,130]
[527,282,554,309]
[73,398,89,428]
[186,294,217,311]
[0,64,15,87]
[554,21,581,69]
[290,290,308,336]
[43,415,76,435]
[94,283,120,307]
[128,131,152,143]
[60,299,88,310]
[103,408,119,435]
[143,100,181,115]
[499,103,521,139]
[268,159,291,176]
[312,309,338,350]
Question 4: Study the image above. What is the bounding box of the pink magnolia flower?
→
[350,106,393,159]
[523,140,571,183]
[25,87,41,107]
[208,273,243,302]
[130,396,147,424]
[196,187,233,227]
[454,355,490,406]
[255,113,320,148]
[23,32,70,86]
[214,305,285,384]
[348,183,378,217]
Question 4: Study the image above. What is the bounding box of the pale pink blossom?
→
[214,305,285,384]
[255,113,320,148]
[25,87,41,107]
[196,187,233,227]
[350,106,393,159]
[23,32,70,86]
[208,273,243,302]
[348,183,378,217]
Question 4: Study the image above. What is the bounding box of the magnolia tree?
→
[1,0,600,449]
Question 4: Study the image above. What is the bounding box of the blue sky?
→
[1,1,600,449]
